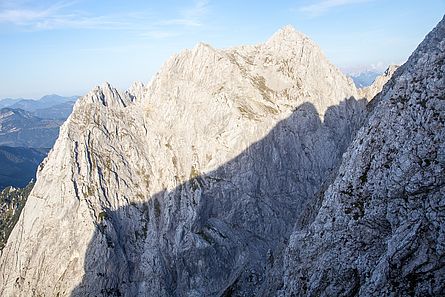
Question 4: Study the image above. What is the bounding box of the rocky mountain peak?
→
[127,81,145,101]
[266,25,308,45]
[81,82,134,108]
[0,18,425,297]
[137,26,359,136]
[0,25,368,297]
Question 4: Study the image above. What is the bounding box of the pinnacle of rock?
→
[127,81,145,101]
[384,64,399,75]
[266,25,308,45]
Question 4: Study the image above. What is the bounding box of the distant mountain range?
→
[0,94,78,191]
[0,94,78,147]
[0,108,63,148]
[0,94,78,120]
[0,146,48,190]
[0,107,57,190]
[348,70,382,88]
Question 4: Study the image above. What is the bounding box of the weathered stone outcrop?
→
[281,16,445,297]
[0,16,441,296]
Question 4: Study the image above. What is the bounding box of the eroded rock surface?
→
[0,17,440,297]
[281,16,445,297]
[0,26,365,296]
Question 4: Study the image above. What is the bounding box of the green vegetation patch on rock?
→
[0,181,34,250]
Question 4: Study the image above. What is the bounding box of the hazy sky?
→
[1,0,444,98]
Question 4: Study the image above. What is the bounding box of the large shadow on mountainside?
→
[71,97,367,297]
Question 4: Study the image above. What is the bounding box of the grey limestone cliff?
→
[0,18,439,297]
[281,16,445,297]
[0,26,367,297]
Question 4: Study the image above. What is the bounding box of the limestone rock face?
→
[281,16,445,296]
[1,17,442,296]
[0,27,364,296]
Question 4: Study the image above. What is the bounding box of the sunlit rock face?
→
[281,16,445,297]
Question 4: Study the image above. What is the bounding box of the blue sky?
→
[0,0,444,99]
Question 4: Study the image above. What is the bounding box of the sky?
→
[0,0,444,99]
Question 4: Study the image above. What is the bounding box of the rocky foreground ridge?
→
[281,17,445,296]
[0,18,444,297]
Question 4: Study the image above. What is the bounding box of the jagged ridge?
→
[0,22,411,297]
[0,25,368,297]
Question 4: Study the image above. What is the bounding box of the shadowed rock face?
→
[4,16,443,296]
[281,16,445,297]
[70,99,366,297]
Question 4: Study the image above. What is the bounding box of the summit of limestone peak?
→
[384,64,399,76]
[265,25,313,49]
[0,23,372,297]
[194,41,214,50]
[142,26,358,120]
